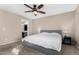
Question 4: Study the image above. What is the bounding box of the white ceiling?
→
[0,4,78,19]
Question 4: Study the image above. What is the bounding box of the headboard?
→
[40,30,62,36]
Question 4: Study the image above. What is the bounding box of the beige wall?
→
[0,10,28,45]
[75,5,79,45]
[0,6,78,46]
[32,12,75,39]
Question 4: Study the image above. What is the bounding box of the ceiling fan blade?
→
[38,4,44,9]
[24,4,33,9]
[38,11,46,14]
[24,10,33,12]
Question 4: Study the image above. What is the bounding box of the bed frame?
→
[22,30,63,55]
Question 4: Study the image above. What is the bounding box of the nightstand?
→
[63,36,72,45]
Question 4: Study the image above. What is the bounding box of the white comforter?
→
[22,32,62,52]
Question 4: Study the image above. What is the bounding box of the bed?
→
[22,30,63,55]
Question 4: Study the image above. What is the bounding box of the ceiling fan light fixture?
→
[33,11,38,16]
[24,4,45,16]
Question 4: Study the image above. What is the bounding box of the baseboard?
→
[0,39,21,49]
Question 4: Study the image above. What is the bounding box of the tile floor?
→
[0,41,79,55]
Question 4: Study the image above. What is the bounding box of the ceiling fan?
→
[24,4,46,16]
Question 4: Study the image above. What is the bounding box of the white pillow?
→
[40,32,61,37]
